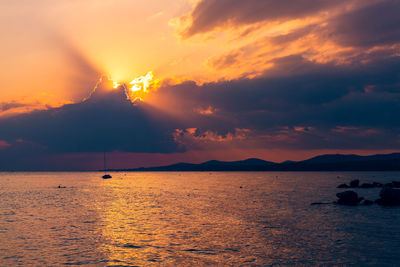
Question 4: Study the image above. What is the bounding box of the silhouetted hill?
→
[113,153,400,171]
[278,153,400,171]
[304,153,400,163]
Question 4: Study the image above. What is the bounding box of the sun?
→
[112,81,120,89]
[130,72,154,92]
[111,71,160,102]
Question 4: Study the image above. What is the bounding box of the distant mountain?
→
[122,158,275,172]
[280,153,400,171]
[113,153,400,172]
[303,153,400,163]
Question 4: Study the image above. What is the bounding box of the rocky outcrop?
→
[375,187,400,206]
[316,179,400,206]
[336,191,363,206]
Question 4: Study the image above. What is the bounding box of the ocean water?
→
[0,172,400,266]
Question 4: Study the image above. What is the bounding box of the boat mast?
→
[104,151,107,174]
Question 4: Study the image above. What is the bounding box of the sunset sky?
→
[1,0,400,170]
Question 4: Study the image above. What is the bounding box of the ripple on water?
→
[183,248,218,255]
[122,244,143,249]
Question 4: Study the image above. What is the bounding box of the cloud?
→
[0,100,61,118]
[177,0,400,83]
[0,77,183,170]
[176,0,351,38]
[147,11,164,21]
[0,101,40,118]
[148,54,400,150]
[326,0,400,47]
[0,101,29,112]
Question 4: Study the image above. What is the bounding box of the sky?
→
[0,0,400,170]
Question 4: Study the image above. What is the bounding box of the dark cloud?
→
[269,24,317,45]
[327,0,400,47]
[0,77,182,170]
[180,0,347,37]
[150,54,400,149]
[180,0,400,49]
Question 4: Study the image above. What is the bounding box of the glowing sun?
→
[111,71,160,102]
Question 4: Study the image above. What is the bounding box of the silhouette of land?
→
[113,153,400,172]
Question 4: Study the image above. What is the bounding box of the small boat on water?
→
[102,174,112,179]
[102,152,112,179]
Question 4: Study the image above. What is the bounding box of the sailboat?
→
[102,152,112,179]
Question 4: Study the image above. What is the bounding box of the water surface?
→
[0,172,400,265]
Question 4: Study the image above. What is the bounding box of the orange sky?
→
[1,0,376,106]
[0,0,219,105]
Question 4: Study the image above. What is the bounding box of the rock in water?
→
[349,179,360,188]
[336,190,363,206]
[337,183,349,188]
[376,187,400,206]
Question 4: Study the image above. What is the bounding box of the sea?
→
[0,172,399,266]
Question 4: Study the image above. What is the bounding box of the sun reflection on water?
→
[93,172,274,265]
[97,177,169,264]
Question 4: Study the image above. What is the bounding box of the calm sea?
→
[0,172,400,266]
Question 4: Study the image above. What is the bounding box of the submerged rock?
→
[337,183,349,188]
[336,190,363,206]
